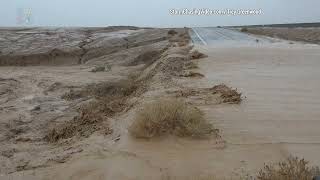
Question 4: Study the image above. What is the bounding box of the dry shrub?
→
[61,89,87,100]
[161,175,217,180]
[62,79,138,101]
[168,29,191,47]
[168,29,178,36]
[177,41,188,47]
[90,66,105,72]
[211,84,242,104]
[168,85,242,105]
[184,61,199,70]
[129,98,217,138]
[189,50,208,60]
[181,71,204,78]
[241,27,248,32]
[257,156,320,180]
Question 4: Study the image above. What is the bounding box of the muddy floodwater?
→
[196,43,320,173]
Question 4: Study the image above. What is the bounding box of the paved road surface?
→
[191,27,269,46]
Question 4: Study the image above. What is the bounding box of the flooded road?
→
[191,27,270,46]
[196,43,320,168]
[185,27,320,177]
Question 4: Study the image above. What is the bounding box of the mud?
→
[0,27,173,175]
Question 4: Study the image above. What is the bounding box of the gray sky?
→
[1,0,319,27]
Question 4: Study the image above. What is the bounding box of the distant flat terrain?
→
[238,27,320,44]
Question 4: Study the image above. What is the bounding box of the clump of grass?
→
[211,84,242,104]
[168,29,178,36]
[189,50,208,60]
[129,98,217,138]
[181,71,204,78]
[257,156,320,180]
[90,66,105,73]
[178,41,189,47]
[184,61,199,70]
[241,27,248,32]
[61,89,87,100]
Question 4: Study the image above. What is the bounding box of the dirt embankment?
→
[241,27,320,44]
[0,27,168,66]
[0,27,170,174]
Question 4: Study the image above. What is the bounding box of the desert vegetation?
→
[168,28,191,47]
[168,29,178,36]
[189,50,208,60]
[211,84,242,104]
[90,66,106,72]
[129,98,217,138]
[181,71,205,78]
[257,156,320,180]
[169,84,242,104]
[240,27,248,32]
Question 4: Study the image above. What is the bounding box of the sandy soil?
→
[241,27,320,44]
[1,27,320,180]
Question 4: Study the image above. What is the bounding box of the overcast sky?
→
[1,0,319,27]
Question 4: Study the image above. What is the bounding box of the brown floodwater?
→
[6,42,320,180]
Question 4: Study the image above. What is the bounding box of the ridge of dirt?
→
[46,79,141,142]
[44,29,191,143]
[0,27,168,66]
[241,27,320,44]
[0,27,171,174]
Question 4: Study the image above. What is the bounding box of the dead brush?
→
[241,27,248,32]
[177,41,189,47]
[184,61,199,70]
[61,89,88,100]
[189,50,208,60]
[129,98,217,138]
[168,29,178,36]
[90,66,105,73]
[257,156,320,180]
[181,71,204,78]
[211,84,242,104]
